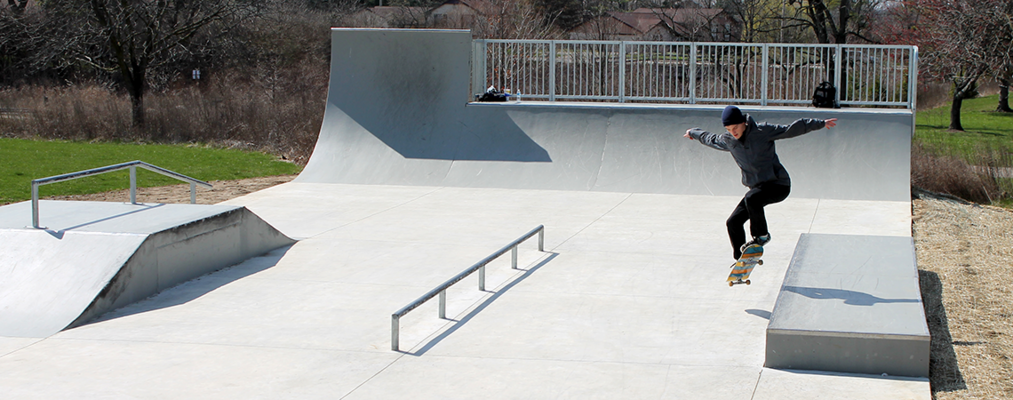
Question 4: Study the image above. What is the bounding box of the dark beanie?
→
[721,105,746,126]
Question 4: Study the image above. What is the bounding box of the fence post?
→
[908,47,918,111]
[761,44,769,106]
[550,41,556,102]
[689,43,697,104]
[834,45,843,106]
[619,42,626,103]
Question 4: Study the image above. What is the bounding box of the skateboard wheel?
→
[728,281,734,287]
[745,280,751,285]
[758,260,763,265]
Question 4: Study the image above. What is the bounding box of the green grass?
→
[0,138,301,204]
[915,94,1013,157]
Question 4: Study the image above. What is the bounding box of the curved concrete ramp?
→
[299,29,912,201]
[0,202,294,338]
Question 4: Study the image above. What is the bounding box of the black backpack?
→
[812,81,837,108]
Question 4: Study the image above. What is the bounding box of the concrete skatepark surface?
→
[0,29,929,398]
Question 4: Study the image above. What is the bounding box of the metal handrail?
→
[391,225,545,351]
[31,160,212,229]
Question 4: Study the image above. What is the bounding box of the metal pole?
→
[439,290,447,319]
[479,265,486,291]
[689,43,697,104]
[619,42,626,103]
[761,44,769,106]
[190,182,197,204]
[391,315,400,351]
[511,247,518,269]
[550,41,556,102]
[31,182,40,229]
[538,228,544,251]
[129,166,137,204]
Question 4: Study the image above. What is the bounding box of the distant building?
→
[429,0,498,28]
[569,8,740,41]
[347,6,431,28]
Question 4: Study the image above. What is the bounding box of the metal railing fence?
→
[474,40,918,109]
[31,161,212,229]
[391,225,545,352]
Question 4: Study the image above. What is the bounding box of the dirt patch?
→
[45,175,297,204]
[914,189,1013,399]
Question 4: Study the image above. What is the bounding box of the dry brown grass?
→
[911,143,1002,204]
[914,189,1013,399]
[0,66,326,164]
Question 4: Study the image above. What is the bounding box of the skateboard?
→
[728,244,763,286]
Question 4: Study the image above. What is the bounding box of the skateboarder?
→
[684,105,837,261]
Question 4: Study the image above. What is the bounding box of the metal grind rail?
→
[31,160,212,229]
[391,225,545,351]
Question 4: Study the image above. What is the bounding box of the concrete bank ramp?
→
[298,29,912,202]
[0,201,294,338]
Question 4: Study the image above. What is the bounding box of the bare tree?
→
[56,0,246,127]
[895,0,1010,130]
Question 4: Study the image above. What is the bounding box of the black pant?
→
[727,182,790,259]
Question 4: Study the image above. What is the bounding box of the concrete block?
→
[765,233,929,377]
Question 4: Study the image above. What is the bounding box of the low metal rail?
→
[31,160,212,229]
[391,225,545,351]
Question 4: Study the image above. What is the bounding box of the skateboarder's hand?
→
[684,129,694,139]
[825,118,837,128]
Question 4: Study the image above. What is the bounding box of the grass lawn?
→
[915,94,1013,157]
[0,138,301,204]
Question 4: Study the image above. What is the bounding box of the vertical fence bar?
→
[619,42,626,103]
[689,43,697,104]
[391,315,400,351]
[834,45,842,106]
[190,182,197,204]
[129,166,137,204]
[550,41,556,101]
[538,228,544,251]
[511,247,518,269]
[909,47,918,110]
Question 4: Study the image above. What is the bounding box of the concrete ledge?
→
[0,201,295,337]
[765,233,929,377]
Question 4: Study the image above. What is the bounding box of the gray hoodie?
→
[688,115,826,188]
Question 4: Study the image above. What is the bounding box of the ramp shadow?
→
[78,245,294,327]
[337,98,552,162]
[406,252,559,356]
[746,309,771,320]
[783,285,921,306]
[918,269,967,394]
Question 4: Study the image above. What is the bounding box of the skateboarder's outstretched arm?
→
[683,128,729,151]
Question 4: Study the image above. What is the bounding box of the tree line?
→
[2,0,1011,130]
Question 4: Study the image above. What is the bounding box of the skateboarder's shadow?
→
[784,286,920,306]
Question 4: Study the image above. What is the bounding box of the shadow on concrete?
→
[918,269,967,394]
[78,245,294,327]
[746,309,772,320]
[46,203,166,238]
[783,286,921,306]
[342,100,553,162]
[408,252,559,356]
[769,368,931,382]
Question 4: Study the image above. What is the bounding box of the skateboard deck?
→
[728,244,763,286]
